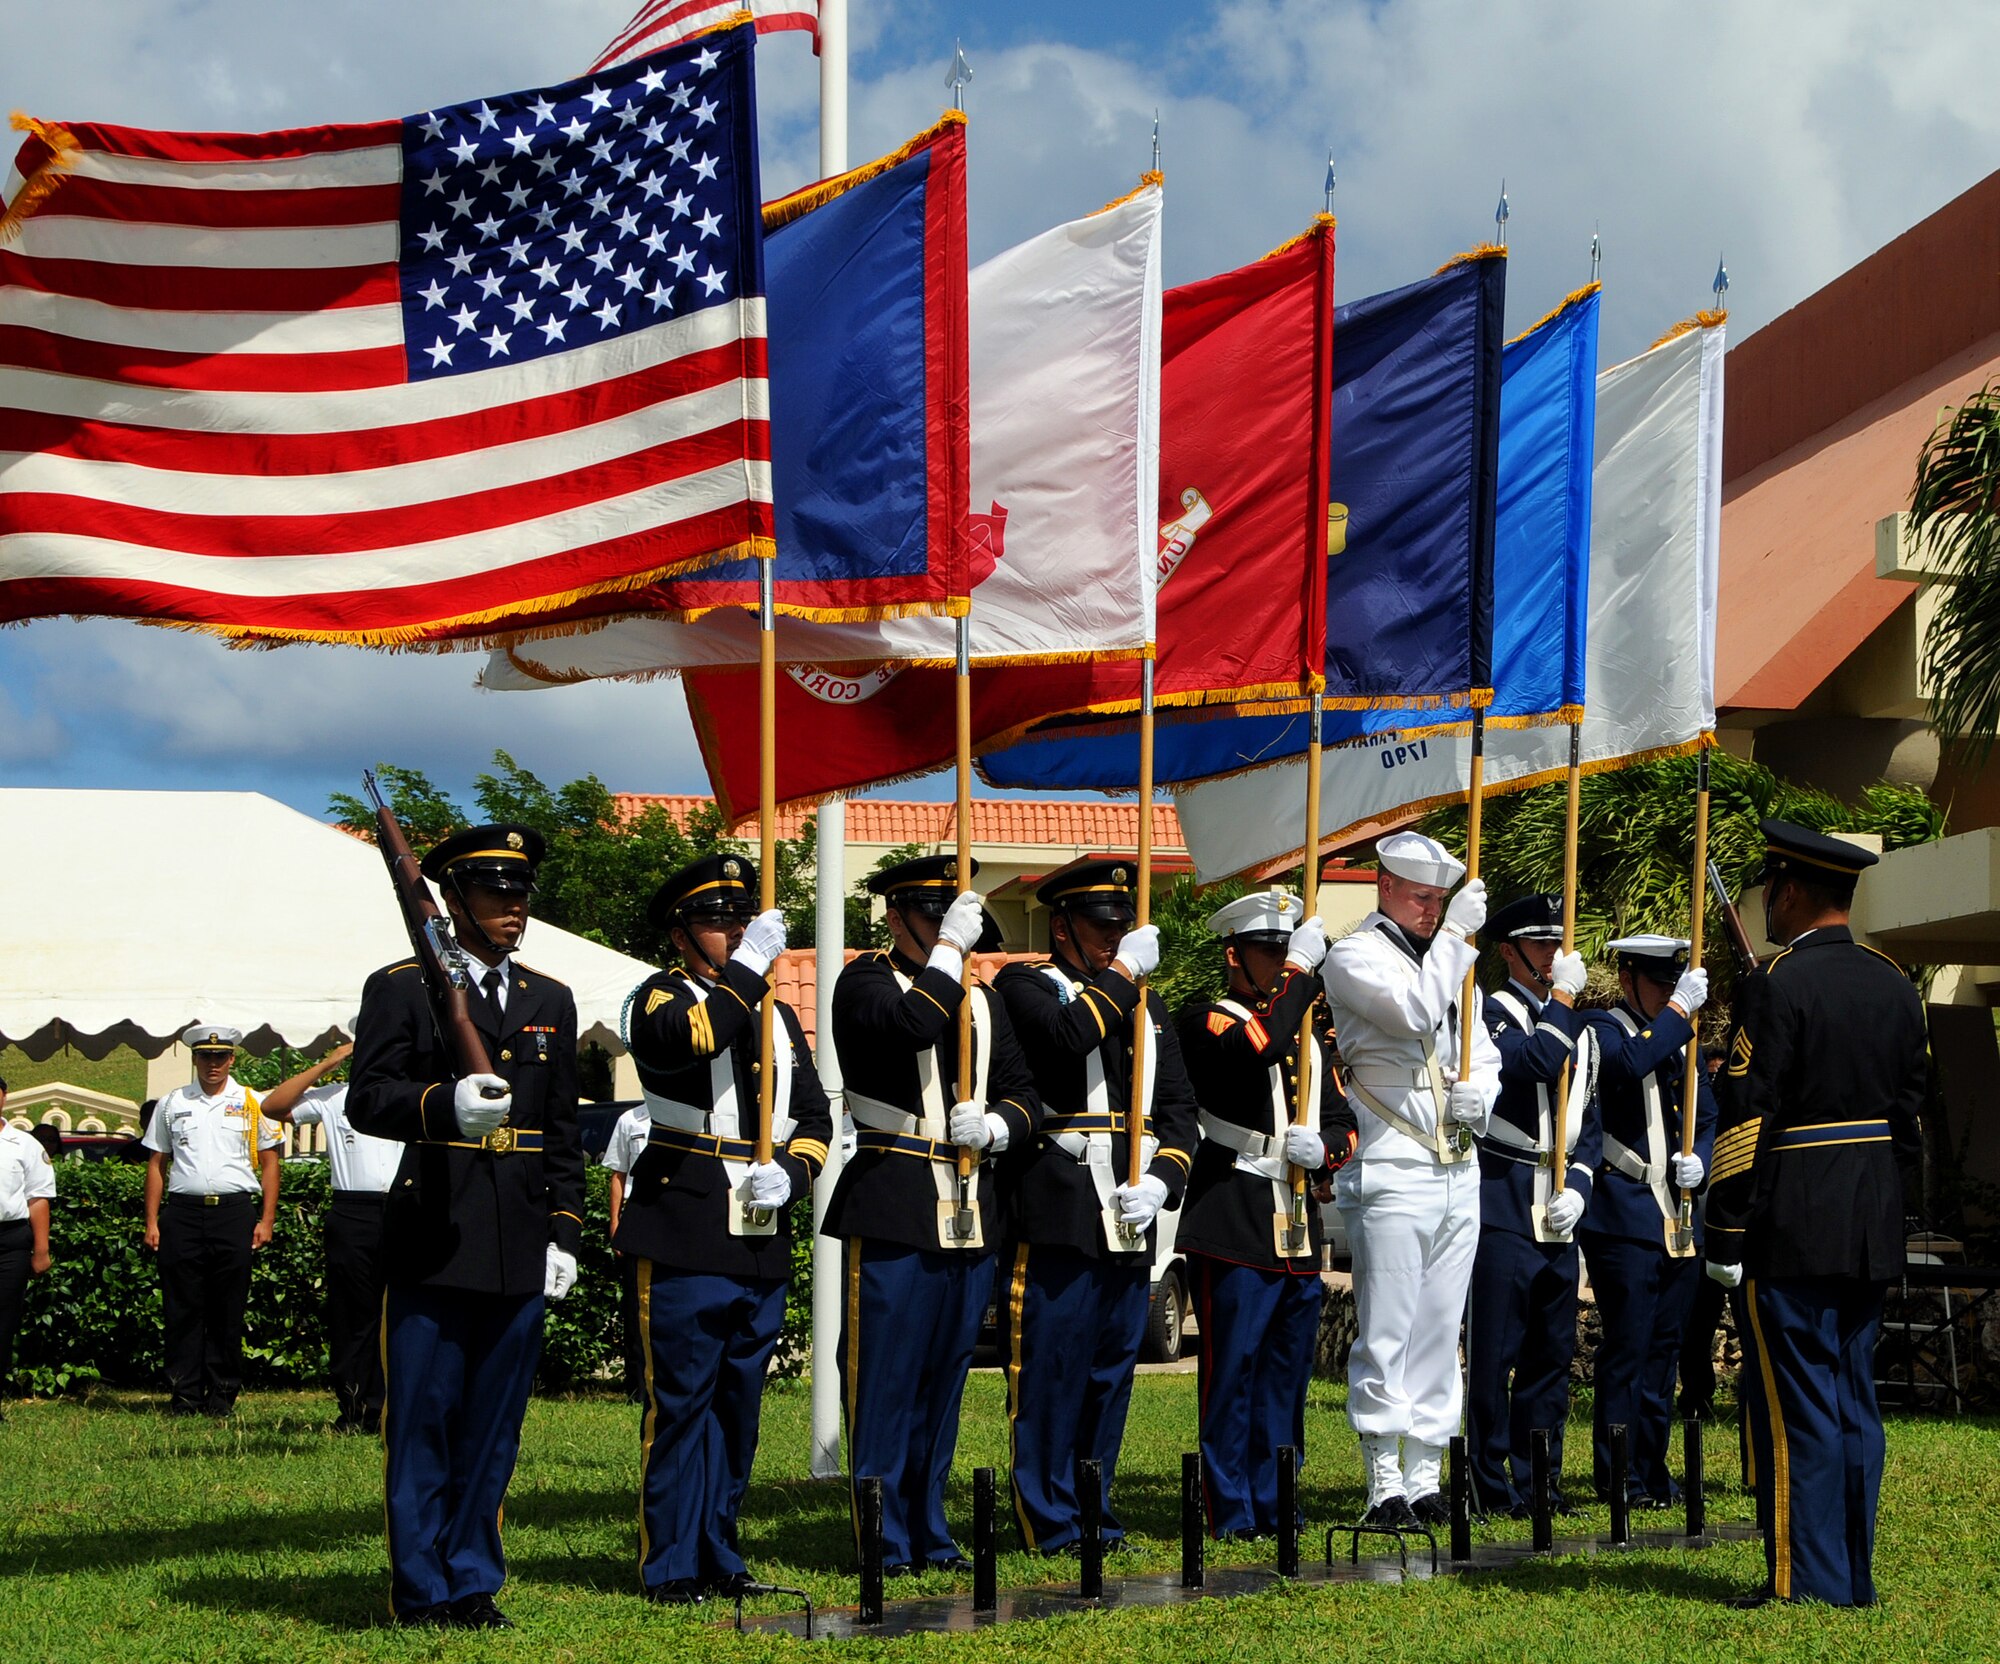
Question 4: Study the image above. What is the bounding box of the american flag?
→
[594,1,820,73]
[0,25,770,646]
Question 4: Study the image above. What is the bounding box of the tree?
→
[1913,381,2000,760]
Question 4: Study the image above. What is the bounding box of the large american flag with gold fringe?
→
[0,24,770,647]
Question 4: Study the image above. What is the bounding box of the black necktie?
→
[478,967,504,1024]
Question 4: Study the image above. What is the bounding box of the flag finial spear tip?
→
[1712,252,1729,303]
[1590,224,1602,282]
[1152,108,1161,172]
[946,40,973,110]
[1494,179,1509,247]
[1323,151,1336,212]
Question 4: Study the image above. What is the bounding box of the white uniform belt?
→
[644,1095,707,1133]
[1349,1067,1435,1091]
[847,1093,920,1137]
[1198,1108,1283,1163]
[1601,1132,1658,1184]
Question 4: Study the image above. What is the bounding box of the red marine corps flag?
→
[0,23,771,646]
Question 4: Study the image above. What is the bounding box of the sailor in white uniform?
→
[1321,832,1502,1526]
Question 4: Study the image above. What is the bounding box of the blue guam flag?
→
[979,251,1512,790]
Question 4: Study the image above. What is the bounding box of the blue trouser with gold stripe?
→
[1004,1243,1150,1552]
[1192,1254,1322,1538]
[1740,1276,1886,1606]
[1467,1228,1579,1512]
[637,1264,787,1591]
[1580,1232,1696,1501]
[381,1286,543,1615]
[839,1239,990,1569]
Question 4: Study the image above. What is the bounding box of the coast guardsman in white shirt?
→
[141,1024,283,1417]
[0,1076,57,1411]
[600,1103,652,1405]
[1320,832,1501,1528]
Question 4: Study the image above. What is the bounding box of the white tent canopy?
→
[0,788,659,1061]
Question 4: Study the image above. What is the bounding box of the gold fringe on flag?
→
[1260,211,1336,263]
[1507,282,1601,347]
[0,114,80,244]
[1434,242,1509,274]
[1094,170,1163,217]
[762,112,966,233]
[1649,309,1728,351]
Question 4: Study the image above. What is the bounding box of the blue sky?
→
[3,0,1998,820]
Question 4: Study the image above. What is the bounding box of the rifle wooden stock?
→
[361,772,495,1082]
[1707,859,1763,974]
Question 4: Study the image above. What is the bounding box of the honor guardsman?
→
[825,855,1041,1574]
[1705,821,1926,1608]
[1465,894,1600,1517]
[1579,933,1713,1508]
[1321,832,1500,1527]
[1177,888,1356,1540]
[618,854,833,1605]
[349,825,585,1631]
[992,859,1199,1555]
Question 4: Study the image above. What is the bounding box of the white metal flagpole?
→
[807,0,851,1482]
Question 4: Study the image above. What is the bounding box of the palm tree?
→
[1913,381,2000,758]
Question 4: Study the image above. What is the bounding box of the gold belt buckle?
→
[487,1126,517,1154]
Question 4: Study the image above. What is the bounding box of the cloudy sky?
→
[4,0,1997,821]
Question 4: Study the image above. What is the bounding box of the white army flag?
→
[1174,316,1725,883]
[484,178,1163,690]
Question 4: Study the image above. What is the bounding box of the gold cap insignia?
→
[723,858,741,878]
[944,859,957,879]
[505,831,524,850]
[1112,866,1129,884]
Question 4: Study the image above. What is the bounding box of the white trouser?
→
[1335,1155,1480,1446]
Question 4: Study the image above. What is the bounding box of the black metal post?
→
[1529,1429,1553,1553]
[1078,1457,1104,1599]
[1449,1434,1472,1562]
[1181,1451,1205,1589]
[972,1466,997,1612]
[1684,1416,1705,1539]
[1608,1425,1631,1546]
[1276,1446,1299,1577]
[857,1476,884,1625]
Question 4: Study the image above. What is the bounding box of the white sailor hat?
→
[182,1023,244,1052]
[1375,831,1466,889]
[1206,887,1304,944]
[1606,934,1690,981]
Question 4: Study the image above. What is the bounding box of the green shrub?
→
[11,1156,817,1399]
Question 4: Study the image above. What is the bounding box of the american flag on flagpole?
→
[594,0,820,73]
[0,23,771,646]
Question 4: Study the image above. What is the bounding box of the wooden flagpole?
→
[1544,719,1582,1226]
[1284,693,1325,1257]
[1671,746,1710,1256]
[951,617,978,1241]
[1456,712,1487,1094]
[1117,657,1157,1248]
[748,557,779,1231]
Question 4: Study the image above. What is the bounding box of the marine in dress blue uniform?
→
[992,859,1199,1554]
[1578,934,1715,1507]
[824,855,1041,1573]
[1176,888,1356,1539]
[1465,894,1602,1517]
[348,825,586,1631]
[617,854,834,1605]
[1705,821,1926,1608]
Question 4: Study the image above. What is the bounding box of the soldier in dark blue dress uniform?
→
[617,854,834,1605]
[1466,893,1601,1517]
[349,825,586,1631]
[1578,934,1714,1509]
[1706,821,1926,1608]
[823,855,1041,1574]
[992,859,1200,1554]
[1176,888,1356,1538]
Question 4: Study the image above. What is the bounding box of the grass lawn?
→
[3,1371,1995,1662]
[1,1043,148,1105]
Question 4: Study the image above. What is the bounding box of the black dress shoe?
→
[1408,1492,1450,1527]
[928,1555,972,1573]
[1726,1589,1777,1610]
[449,1593,513,1630]
[1550,1487,1584,1517]
[646,1578,706,1606]
[394,1604,452,1629]
[1360,1496,1418,1529]
[704,1571,766,1599]
[881,1562,915,1579]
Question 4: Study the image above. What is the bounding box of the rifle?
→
[361,771,503,1089]
[1707,858,1763,974]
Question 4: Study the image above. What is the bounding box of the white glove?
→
[1706,1260,1744,1289]
[1671,967,1709,1016]
[1441,877,1487,939]
[1283,1124,1326,1170]
[1447,1081,1486,1126]
[1114,924,1161,980]
[1114,1173,1169,1229]
[745,1161,791,1207]
[454,1074,512,1136]
[1671,1152,1705,1190]
[1285,915,1329,973]
[949,1100,996,1151]
[731,908,787,977]
[1550,951,1588,998]
[544,1245,578,1302]
[1545,1188,1586,1235]
[937,890,985,955]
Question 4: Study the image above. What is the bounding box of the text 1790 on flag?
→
[0,23,770,645]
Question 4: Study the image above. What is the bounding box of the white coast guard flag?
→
[1175,316,1724,882]
[483,177,1162,689]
